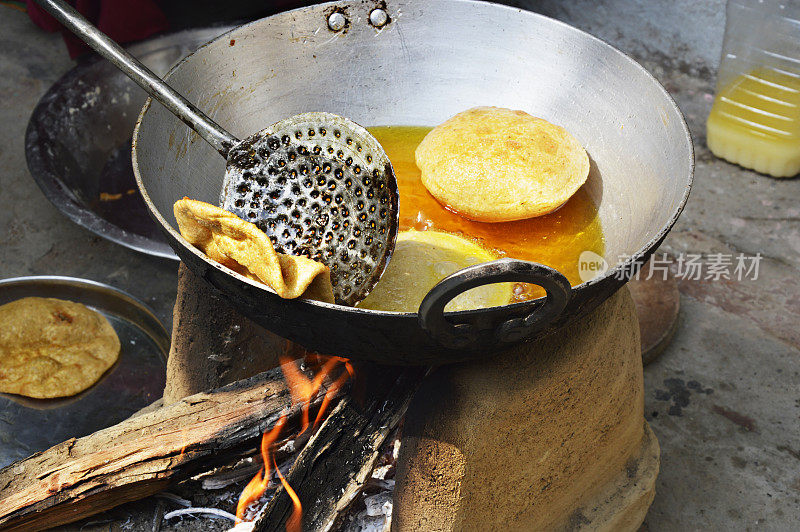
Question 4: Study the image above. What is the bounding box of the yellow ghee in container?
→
[707,68,800,178]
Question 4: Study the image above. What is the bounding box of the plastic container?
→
[707,0,800,177]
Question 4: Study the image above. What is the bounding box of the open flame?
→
[235,354,353,527]
[235,414,287,520]
[274,455,302,532]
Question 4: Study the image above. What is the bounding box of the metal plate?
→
[0,276,169,469]
[25,26,235,261]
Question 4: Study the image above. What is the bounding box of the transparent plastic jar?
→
[707,0,800,177]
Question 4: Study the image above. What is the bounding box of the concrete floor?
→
[0,3,798,531]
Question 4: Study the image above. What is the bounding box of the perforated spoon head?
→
[221,112,399,306]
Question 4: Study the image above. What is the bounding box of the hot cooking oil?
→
[707,67,800,177]
[368,126,605,301]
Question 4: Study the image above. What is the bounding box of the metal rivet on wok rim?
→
[369,8,389,28]
[328,12,346,31]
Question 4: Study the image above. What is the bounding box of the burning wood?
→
[0,366,344,532]
[252,365,427,532]
[237,414,291,522]
[235,355,354,524]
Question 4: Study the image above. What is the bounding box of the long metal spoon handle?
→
[35,0,238,157]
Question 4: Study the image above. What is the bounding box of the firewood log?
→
[0,368,339,532]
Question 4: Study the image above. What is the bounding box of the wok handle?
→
[34,0,238,157]
[418,258,572,349]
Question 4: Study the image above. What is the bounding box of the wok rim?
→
[132,0,694,320]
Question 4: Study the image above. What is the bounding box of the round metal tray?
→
[0,276,169,469]
[25,25,235,261]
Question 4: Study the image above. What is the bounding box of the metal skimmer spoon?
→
[36,0,399,306]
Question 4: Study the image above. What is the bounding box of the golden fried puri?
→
[415,106,590,222]
[174,198,335,303]
[0,297,120,398]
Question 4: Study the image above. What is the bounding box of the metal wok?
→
[133,0,693,365]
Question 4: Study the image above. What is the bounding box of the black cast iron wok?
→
[133,0,694,365]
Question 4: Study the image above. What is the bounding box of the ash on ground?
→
[337,436,400,532]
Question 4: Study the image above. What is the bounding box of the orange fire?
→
[177,426,190,460]
[235,354,352,526]
[274,455,302,532]
[236,414,288,521]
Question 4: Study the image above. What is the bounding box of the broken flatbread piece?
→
[174,198,335,303]
[0,297,120,399]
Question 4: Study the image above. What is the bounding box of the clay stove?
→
[394,288,658,531]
